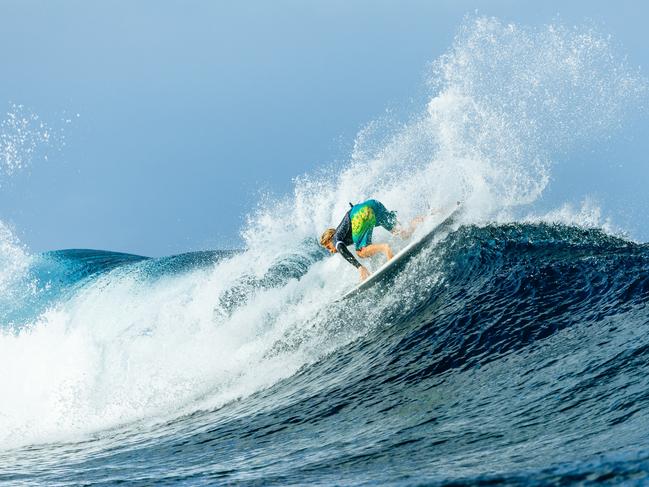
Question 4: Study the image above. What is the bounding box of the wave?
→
[4,222,649,484]
[1,14,648,485]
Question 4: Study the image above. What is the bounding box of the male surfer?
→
[320,199,416,282]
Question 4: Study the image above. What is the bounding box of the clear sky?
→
[0,0,647,256]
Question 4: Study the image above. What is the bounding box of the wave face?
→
[2,225,649,485]
[1,16,648,485]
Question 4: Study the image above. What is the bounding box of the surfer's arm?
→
[335,241,370,281]
[336,241,362,268]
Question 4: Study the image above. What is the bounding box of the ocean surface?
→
[2,223,649,485]
[1,15,648,486]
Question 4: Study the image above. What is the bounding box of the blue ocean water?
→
[1,16,648,486]
[1,223,649,485]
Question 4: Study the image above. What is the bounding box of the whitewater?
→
[1,17,648,485]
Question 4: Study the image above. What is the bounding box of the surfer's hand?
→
[359,266,370,281]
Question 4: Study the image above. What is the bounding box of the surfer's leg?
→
[394,216,425,239]
[357,243,394,260]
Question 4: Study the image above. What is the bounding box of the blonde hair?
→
[320,228,336,247]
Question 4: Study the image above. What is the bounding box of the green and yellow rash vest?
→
[332,199,398,268]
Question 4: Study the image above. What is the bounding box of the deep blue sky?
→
[0,0,647,256]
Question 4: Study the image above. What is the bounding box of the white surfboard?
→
[340,204,463,300]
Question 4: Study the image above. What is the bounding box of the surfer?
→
[320,199,417,281]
